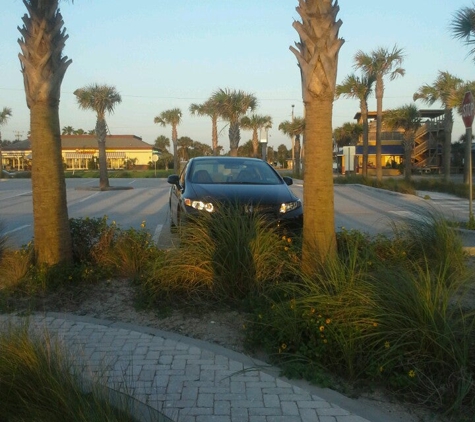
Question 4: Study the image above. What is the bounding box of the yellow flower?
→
[379,366,384,373]
[325,318,331,324]
[281,343,287,350]
[284,246,289,251]
[373,322,378,327]
[287,237,292,243]
[290,299,295,310]
[258,314,262,319]
[323,339,328,344]
[282,235,287,241]
[310,308,316,314]
[319,326,325,332]
[408,370,416,378]
[385,341,390,349]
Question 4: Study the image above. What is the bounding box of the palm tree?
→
[333,122,363,148]
[61,125,75,135]
[0,107,12,177]
[177,136,193,161]
[413,71,463,181]
[290,0,344,269]
[210,88,257,156]
[240,114,273,157]
[335,73,375,176]
[189,100,220,156]
[278,117,305,178]
[383,104,421,182]
[18,0,73,265]
[451,5,475,60]
[354,45,405,181]
[74,84,122,190]
[154,108,182,171]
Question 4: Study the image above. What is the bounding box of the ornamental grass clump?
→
[245,213,475,417]
[0,321,139,422]
[143,205,299,303]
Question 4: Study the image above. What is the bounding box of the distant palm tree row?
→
[334,4,475,184]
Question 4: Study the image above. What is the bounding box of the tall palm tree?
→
[0,107,13,177]
[18,0,73,265]
[383,104,421,182]
[451,5,475,60]
[335,73,375,176]
[413,71,463,181]
[354,45,405,181]
[290,0,344,269]
[74,84,122,190]
[240,114,273,157]
[189,99,220,156]
[278,117,305,178]
[210,88,257,157]
[154,108,182,171]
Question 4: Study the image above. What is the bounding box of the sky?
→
[1,0,475,152]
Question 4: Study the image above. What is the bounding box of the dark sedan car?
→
[167,156,303,232]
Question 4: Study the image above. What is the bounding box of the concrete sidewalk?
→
[0,313,416,422]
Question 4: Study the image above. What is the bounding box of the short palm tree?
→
[383,104,421,182]
[336,73,375,176]
[189,100,220,156]
[18,0,73,265]
[0,107,13,177]
[333,122,363,148]
[354,45,405,181]
[61,125,75,135]
[154,108,182,171]
[74,84,122,190]
[240,114,273,158]
[210,88,257,157]
[451,5,475,60]
[413,71,463,181]
[278,118,305,178]
[290,0,344,269]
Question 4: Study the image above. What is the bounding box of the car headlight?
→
[279,199,301,214]
[184,198,214,212]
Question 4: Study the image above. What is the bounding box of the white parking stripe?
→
[5,225,31,235]
[153,224,163,243]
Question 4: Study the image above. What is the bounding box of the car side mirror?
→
[167,174,180,185]
[282,176,293,186]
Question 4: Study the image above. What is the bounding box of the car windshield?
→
[189,159,282,185]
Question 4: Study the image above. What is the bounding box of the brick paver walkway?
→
[0,313,411,422]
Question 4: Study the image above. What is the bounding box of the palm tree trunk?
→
[375,82,383,181]
[294,136,301,178]
[172,124,179,171]
[30,102,72,265]
[403,139,413,182]
[443,109,453,181]
[229,122,240,157]
[302,98,336,271]
[96,119,110,189]
[361,104,369,177]
[212,116,218,156]
[252,130,259,157]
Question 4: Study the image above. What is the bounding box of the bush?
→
[142,206,300,304]
[245,214,475,417]
[0,320,167,421]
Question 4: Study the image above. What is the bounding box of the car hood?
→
[188,183,299,204]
